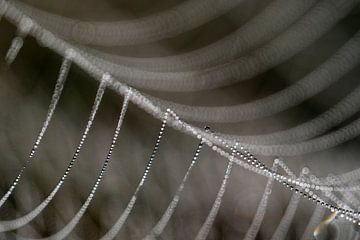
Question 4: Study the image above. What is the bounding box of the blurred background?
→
[0,0,360,239]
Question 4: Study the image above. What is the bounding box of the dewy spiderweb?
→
[1,0,360,239]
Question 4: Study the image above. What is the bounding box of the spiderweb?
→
[0,0,360,239]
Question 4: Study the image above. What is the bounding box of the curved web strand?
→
[144,134,206,240]
[221,83,360,145]
[82,0,317,72]
[4,0,360,163]
[84,0,357,92]
[0,56,71,209]
[5,0,360,158]
[13,0,243,46]
[269,170,305,240]
[243,160,278,240]
[300,205,326,240]
[0,77,107,232]
[17,92,131,240]
[149,27,360,120]
[99,110,171,240]
[194,143,238,240]
[211,113,360,156]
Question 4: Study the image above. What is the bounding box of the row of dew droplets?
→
[0,52,72,208]
[100,109,175,240]
[194,141,238,240]
[0,73,108,232]
[17,91,131,240]
[144,127,209,240]
[243,160,279,240]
